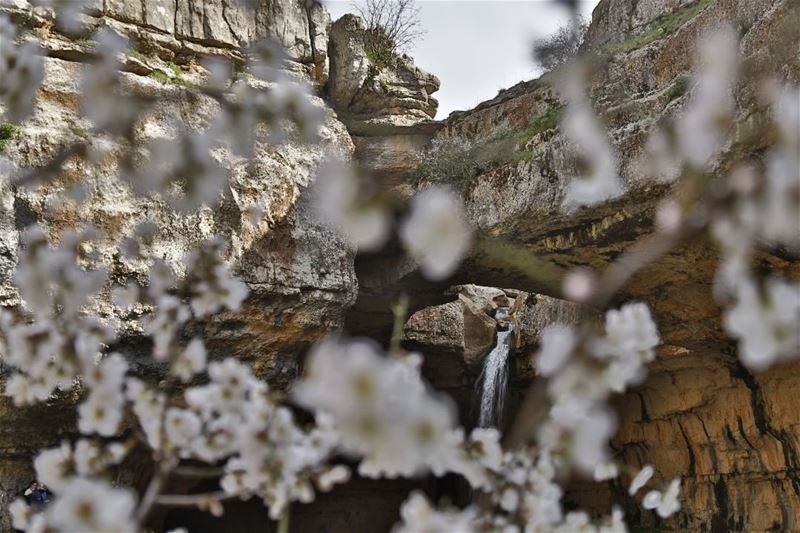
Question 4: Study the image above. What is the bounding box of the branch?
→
[154,491,238,508]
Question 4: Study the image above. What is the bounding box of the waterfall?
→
[476,308,514,428]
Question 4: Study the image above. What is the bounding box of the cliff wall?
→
[409,0,800,529]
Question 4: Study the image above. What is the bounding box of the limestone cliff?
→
[401,0,800,530]
[0,0,355,526]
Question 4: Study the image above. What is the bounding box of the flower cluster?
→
[394,491,479,533]
[534,303,660,474]
[644,27,799,371]
[2,227,111,407]
[172,358,345,517]
[11,441,134,531]
[711,83,800,370]
[294,337,466,478]
[2,228,345,529]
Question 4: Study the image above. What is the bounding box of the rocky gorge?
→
[0,0,798,531]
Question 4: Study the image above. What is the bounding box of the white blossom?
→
[80,30,137,135]
[126,378,165,449]
[172,338,207,382]
[723,276,800,370]
[570,409,617,474]
[34,443,73,492]
[133,129,228,211]
[642,478,681,518]
[0,16,45,122]
[77,386,125,436]
[46,478,136,532]
[165,408,203,451]
[535,324,577,377]
[562,268,596,302]
[295,337,464,478]
[316,465,351,491]
[593,461,619,482]
[675,26,738,167]
[9,498,34,531]
[400,187,471,280]
[314,160,391,251]
[394,491,478,533]
[629,464,654,496]
[559,66,623,209]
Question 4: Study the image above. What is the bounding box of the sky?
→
[325,0,602,119]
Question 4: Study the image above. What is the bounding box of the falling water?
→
[476,308,514,428]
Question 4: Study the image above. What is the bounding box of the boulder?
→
[403,292,496,367]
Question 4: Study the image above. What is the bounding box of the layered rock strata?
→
[395,0,800,529]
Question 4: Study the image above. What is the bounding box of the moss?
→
[129,49,148,62]
[665,75,690,103]
[70,122,90,140]
[518,106,564,144]
[0,122,18,152]
[604,0,713,55]
[149,62,196,88]
[149,70,171,84]
[365,46,397,76]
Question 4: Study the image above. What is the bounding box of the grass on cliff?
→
[665,75,690,103]
[604,0,713,55]
[410,106,564,190]
[0,122,18,152]
[518,106,564,144]
[149,62,196,88]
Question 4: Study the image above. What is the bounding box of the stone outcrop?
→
[327,13,442,184]
[2,0,329,82]
[403,286,501,367]
[327,14,439,127]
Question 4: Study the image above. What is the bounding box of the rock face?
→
[327,14,439,127]
[0,0,354,526]
[327,13,442,184]
[0,53,356,379]
[396,0,800,530]
[0,0,331,84]
[403,287,500,367]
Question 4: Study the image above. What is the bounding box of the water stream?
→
[476,308,514,428]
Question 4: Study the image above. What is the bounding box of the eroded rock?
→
[0,3,353,523]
